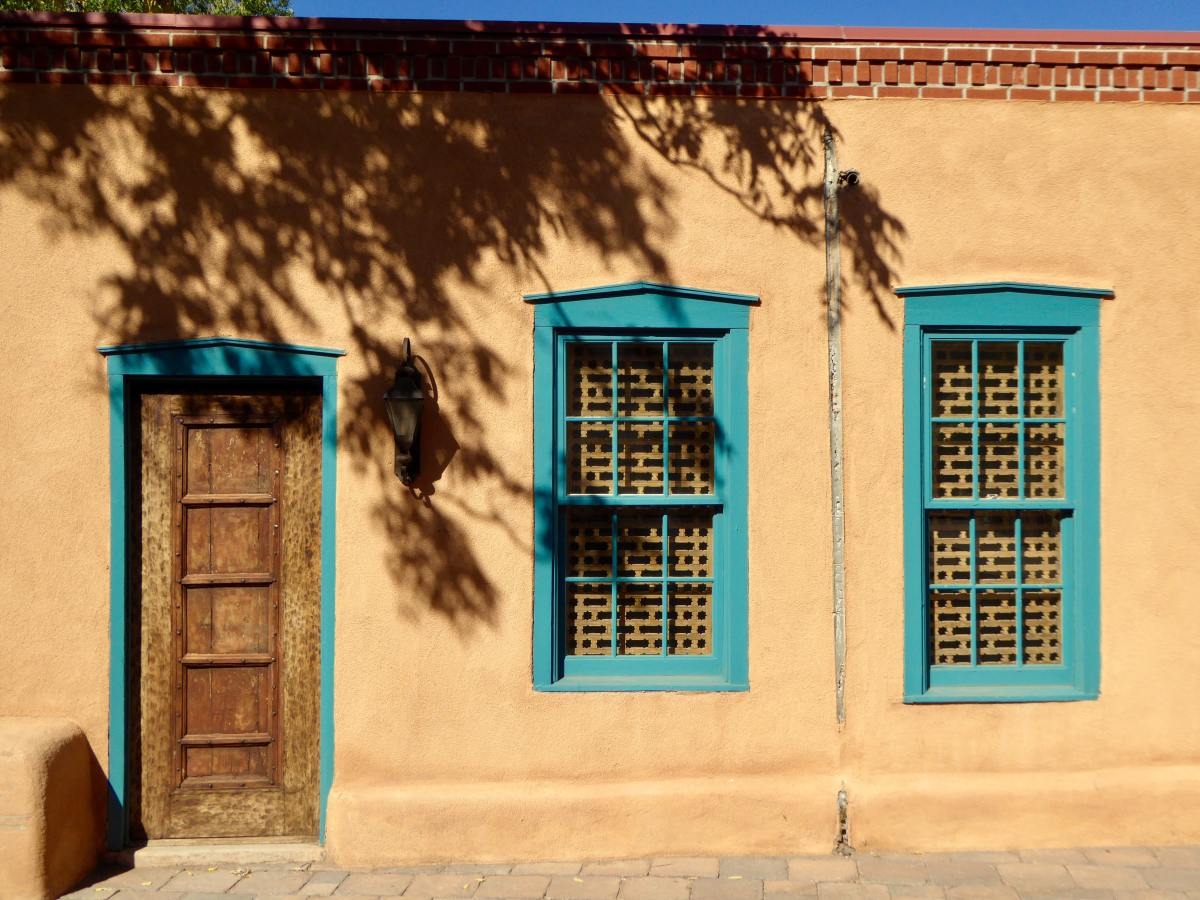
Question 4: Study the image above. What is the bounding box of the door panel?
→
[135,391,321,840]
[175,409,281,796]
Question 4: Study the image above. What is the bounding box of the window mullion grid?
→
[609,341,619,497]
[1016,341,1027,501]
[1014,508,1024,668]
[968,513,978,666]
[609,510,618,657]
[923,337,936,670]
[661,342,671,495]
[930,581,1062,593]
[562,336,723,663]
[969,340,979,666]
[914,323,1092,696]
[565,575,714,583]
[1060,335,1074,670]
[661,511,669,657]
[661,343,671,656]
[608,342,618,656]
[1014,340,1026,668]
[609,338,619,657]
[970,340,979,502]
[931,417,1064,424]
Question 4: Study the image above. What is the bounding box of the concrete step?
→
[106,839,323,868]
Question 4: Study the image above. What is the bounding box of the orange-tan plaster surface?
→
[0,86,1198,864]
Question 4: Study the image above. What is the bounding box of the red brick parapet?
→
[1,13,1198,102]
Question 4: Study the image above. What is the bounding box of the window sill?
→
[535,675,748,693]
[904,684,1097,704]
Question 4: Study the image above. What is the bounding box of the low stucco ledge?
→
[324,773,840,866]
[848,765,1200,852]
[0,717,102,899]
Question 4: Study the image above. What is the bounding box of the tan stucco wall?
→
[0,85,1197,863]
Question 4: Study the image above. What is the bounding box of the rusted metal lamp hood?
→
[383,338,425,484]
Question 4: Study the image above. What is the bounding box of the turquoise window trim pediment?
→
[526,281,759,331]
[897,281,1112,329]
[895,281,1113,299]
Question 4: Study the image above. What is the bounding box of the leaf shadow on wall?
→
[0,25,905,635]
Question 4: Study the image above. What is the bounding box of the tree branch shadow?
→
[0,21,906,634]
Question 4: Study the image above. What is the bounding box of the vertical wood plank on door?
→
[137,393,177,839]
[280,396,322,835]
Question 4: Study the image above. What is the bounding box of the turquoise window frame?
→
[526,283,755,692]
[98,337,344,849]
[898,283,1110,703]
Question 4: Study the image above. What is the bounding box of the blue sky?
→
[292,0,1200,31]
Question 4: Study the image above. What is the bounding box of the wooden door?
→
[133,391,321,840]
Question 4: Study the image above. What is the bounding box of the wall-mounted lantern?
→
[383,338,425,485]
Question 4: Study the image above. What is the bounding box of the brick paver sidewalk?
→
[67,847,1200,899]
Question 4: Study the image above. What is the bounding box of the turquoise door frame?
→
[98,338,344,849]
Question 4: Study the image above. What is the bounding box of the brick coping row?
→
[1,13,1198,102]
[5,11,1200,44]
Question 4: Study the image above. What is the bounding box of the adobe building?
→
[1,11,1198,896]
